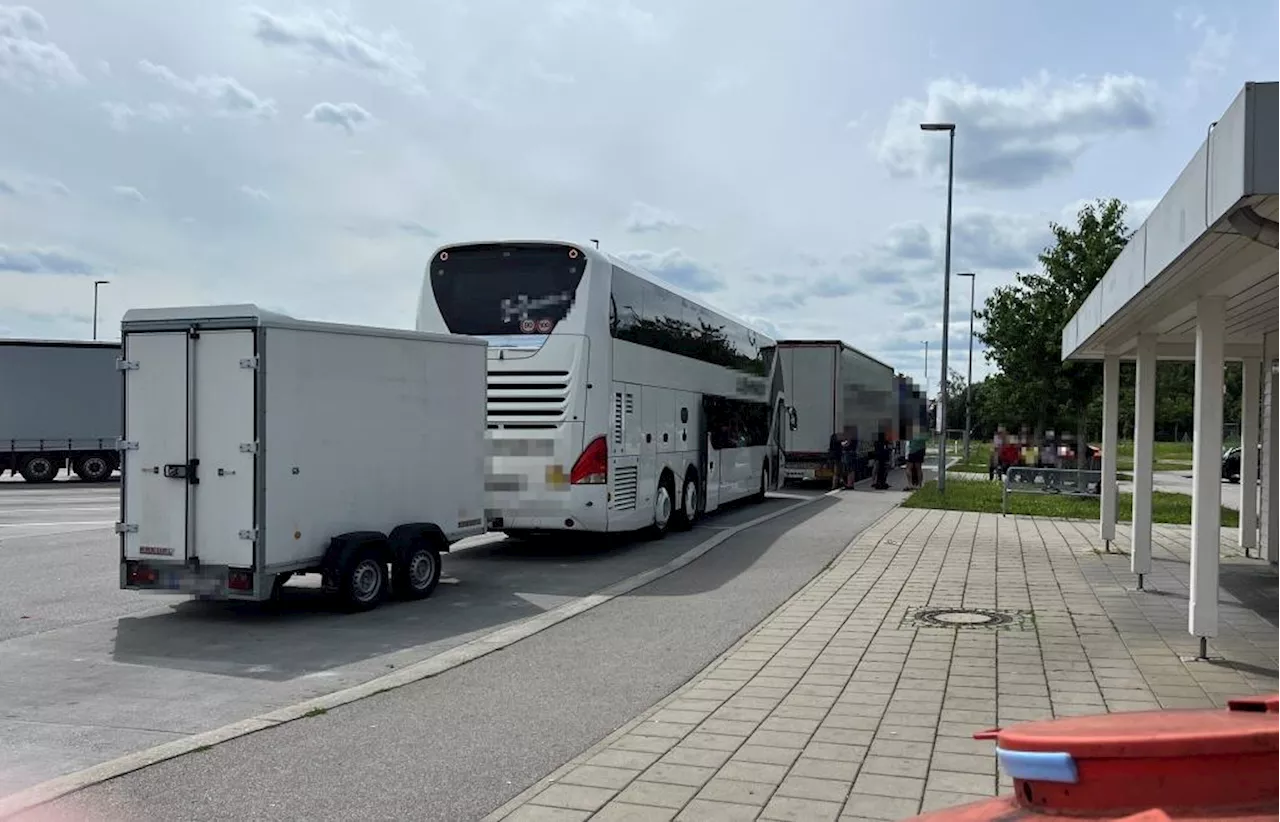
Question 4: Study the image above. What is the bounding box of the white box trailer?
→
[777,340,896,483]
[0,339,122,482]
[117,305,487,611]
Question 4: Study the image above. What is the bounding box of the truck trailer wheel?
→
[73,453,115,482]
[19,455,59,483]
[338,549,387,612]
[393,545,441,600]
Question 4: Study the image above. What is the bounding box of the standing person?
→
[828,431,844,490]
[905,428,928,490]
[843,429,859,489]
[871,429,891,490]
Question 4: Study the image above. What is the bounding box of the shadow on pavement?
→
[111,492,831,681]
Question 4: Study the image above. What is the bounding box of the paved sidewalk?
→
[489,508,1279,822]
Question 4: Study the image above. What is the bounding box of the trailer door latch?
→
[116,439,139,451]
[116,359,139,371]
[163,459,200,484]
[238,528,259,541]
[239,356,259,369]
[114,522,139,534]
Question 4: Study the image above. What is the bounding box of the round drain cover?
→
[913,608,1015,628]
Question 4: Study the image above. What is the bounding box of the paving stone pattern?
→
[496,508,1279,822]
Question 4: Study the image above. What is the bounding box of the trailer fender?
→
[387,523,449,559]
[322,531,392,576]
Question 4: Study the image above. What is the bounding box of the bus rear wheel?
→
[674,472,699,531]
[650,474,675,538]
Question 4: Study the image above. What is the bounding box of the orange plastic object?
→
[905,695,1279,822]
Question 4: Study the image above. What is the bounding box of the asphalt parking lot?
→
[0,478,834,798]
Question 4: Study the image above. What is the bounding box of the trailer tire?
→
[19,455,59,483]
[73,453,114,482]
[393,544,442,600]
[325,532,390,612]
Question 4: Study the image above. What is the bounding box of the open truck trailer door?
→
[120,327,258,592]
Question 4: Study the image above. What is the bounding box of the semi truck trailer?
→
[117,305,487,611]
[0,339,123,483]
[777,340,896,484]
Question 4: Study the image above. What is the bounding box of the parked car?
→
[1222,443,1262,483]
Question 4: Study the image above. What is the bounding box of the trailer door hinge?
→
[238,528,259,541]
[239,356,259,369]
[116,439,139,451]
[116,358,139,371]
[238,441,259,454]
[114,522,139,534]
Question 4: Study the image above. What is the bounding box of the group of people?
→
[827,427,929,491]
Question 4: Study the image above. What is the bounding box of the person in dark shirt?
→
[871,430,891,490]
[828,432,844,490]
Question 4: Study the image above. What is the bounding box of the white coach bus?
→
[416,240,788,539]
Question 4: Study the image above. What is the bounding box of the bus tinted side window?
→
[705,395,769,450]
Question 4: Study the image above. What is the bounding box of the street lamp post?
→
[92,280,110,340]
[956,272,976,462]
[920,122,956,491]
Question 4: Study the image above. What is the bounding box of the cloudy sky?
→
[1,0,1275,391]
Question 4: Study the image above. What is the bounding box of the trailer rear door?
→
[122,329,257,568]
[122,332,190,561]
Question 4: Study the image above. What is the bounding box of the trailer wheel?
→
[393,544,441,600]
[19,455,59,483]
[73,453,114,482]
[337,549,387,612]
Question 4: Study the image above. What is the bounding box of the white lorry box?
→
[117,304,487,610]
[0,339,122,482]
[777,340,896,483]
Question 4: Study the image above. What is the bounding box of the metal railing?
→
[1001,466,1106,515]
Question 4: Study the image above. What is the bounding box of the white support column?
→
[1100,354,1120,549]
[1188,296,1226,658]
[1239,356,1261,553]
[1262,351,1279,565]
[1131,335,1157,587]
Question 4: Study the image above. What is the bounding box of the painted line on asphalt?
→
[0,492,832,820]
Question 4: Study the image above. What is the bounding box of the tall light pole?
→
[92,280,110,340]
[956,272,976,462]
[921,121,956,491]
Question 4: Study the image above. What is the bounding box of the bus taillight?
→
[570,436,608,485]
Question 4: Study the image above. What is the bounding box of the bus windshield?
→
[428,243,585,346]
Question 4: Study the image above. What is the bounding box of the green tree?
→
[976,198,1132,440]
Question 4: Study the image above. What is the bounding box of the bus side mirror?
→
[788,408,798,431]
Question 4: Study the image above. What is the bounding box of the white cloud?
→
[615,248,723,293]
[876,72,1158,189]
[0,4,83,89]
[1175,9,1235,100]
[248,6,423,91]
[0,245,101,275]
[304,101,373,134]
[137,59,277,119]
[111,185,146,204]
[101,101,186,131]
[624,201,686,234]
[240,185,270,201]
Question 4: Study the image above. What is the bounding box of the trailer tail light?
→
[127,562,158,586]
[228,569,254,591]
[570,436,608,485]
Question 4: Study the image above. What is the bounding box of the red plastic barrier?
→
[905,695,1279,822]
